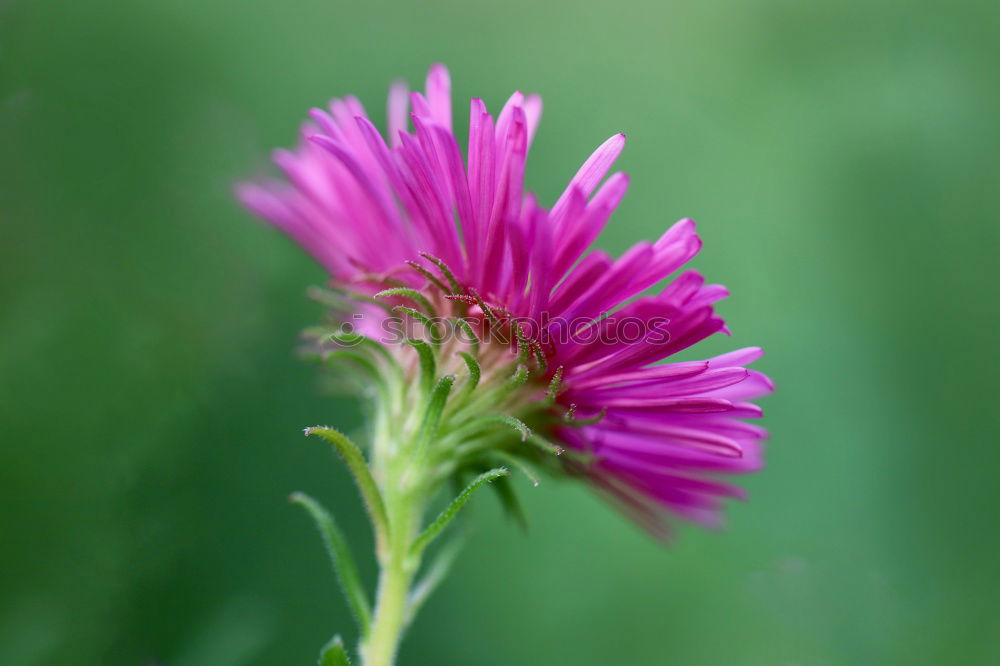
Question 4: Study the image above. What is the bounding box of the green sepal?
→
[410,468,509,555]
[405,259,450,294]
[490,472,529,531]
[305,427,391,552]
[476,364,529,406]
[513,322,532,367]
[466,287,505,331]
[528,433,565,457]
[322,331,401,379]
[419,252,463,294]
[496,413,530,441]
[306,285,354,311]
[530,341,548,375]
[457,351,481,393]
[443,413,531,455]
[450,318,481,356]
[393,306,444,346]
[319,634,352,666]
[322,350,383,380]
[404,338,437,396]
[324,286,397,314]
[321,351,390,403]
[564,404,607,426]
[462,364,529,413]
[375,287,437,319]
[545,366,564,405]
[416,374,455,457]
[493,451,541,487]
[290,492,371,635]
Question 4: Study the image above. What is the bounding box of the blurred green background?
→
[3,0,999,664]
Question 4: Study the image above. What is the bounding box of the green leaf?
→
[319,634,352,666]
[290,492,371,635]
[305,427,390,551]
[410,468,509,555]
[406,537,464,626]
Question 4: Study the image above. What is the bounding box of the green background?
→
[3,0,998,664]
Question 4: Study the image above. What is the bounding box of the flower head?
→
[239,64,772,537]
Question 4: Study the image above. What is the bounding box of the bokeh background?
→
[3,0,999,664]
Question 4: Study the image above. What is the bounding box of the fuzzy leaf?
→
[410,468,509,555]
[319,634,352,666]
[290,492,371,634]
[406,537,464,626]
[305,427,390,550]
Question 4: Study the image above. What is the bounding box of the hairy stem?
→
[362,523,417,666]
[361,386,424,666]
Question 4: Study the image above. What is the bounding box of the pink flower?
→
[239,64,772,537]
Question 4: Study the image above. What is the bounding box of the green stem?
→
[363,389,423,666]
[363,548,414,666]
[362,488,420,666]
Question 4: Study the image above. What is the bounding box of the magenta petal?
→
[425,63,452,132]
[523,93,543,148]
[387,79,409,147]
[551,133,627,218]
[710,346,765,367]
